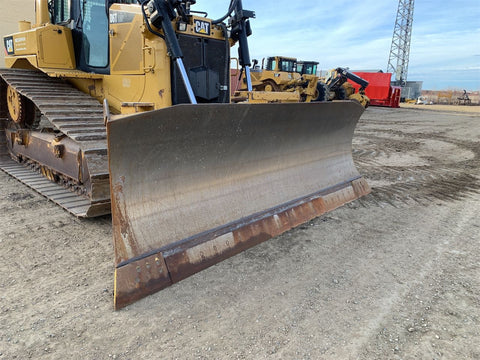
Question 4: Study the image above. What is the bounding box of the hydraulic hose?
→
[212,0,238,24]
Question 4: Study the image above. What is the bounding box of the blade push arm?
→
[229,0,255,91]
[146,0,197,103]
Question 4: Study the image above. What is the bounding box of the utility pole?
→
[387,0,415,88]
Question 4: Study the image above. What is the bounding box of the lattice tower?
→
[387,0,415,87]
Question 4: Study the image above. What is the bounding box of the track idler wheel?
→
[262,80,280,92]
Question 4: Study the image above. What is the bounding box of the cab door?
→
[80,0,109,71]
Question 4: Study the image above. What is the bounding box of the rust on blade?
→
[111,175,141,264]
[114,177,371,309]
[114,252,171,310]
[163,177,370,284]
[352,178,371,197]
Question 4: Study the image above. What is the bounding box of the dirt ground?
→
[1,105,479,360]
[400,102,479,113]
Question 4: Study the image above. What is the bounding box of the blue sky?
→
[199,0,480,91]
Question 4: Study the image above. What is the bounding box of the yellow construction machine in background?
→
[1,0,370,309]
[235,58,370,108]
[235,56,324,102]
[322,67,370,108]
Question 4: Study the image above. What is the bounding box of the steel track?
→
[0,69,110,217]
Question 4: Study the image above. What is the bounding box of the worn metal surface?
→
[108,101,370,309]
[0,68,110,217]
[5,129,82,180]
[114,252,171,310]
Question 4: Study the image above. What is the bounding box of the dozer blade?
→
[107,101,370,309]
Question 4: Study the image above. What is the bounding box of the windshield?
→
[266,58,277,71]
[279,59,296,72]
[302,63,317,75]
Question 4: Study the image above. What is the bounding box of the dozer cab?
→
[1,0,370,309]
[297,60,319,76]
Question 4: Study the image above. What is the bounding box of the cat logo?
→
[4,36,14,55]
[194,19,211,35]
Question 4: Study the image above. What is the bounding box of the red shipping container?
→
[348,72,400,108]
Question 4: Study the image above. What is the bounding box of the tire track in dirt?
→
[352,124,480,208]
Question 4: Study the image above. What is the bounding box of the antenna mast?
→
[387,0,415,87]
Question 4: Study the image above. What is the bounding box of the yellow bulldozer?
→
[235,56,324,102]
[0,0,370,309]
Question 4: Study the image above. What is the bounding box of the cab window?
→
[82,0,109,68]
[279,59,296,72]
[266,58,277,71]
[50,0,71,24]
[304,64,317,75]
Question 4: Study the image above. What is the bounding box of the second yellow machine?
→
[1,0,370,309]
